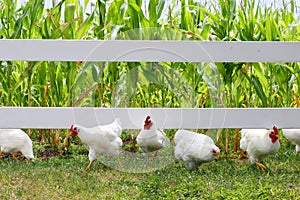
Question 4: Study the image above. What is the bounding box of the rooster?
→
[136,116,170,153]
[239,126,280,170]
[282,129,300,153]
[0,129,34,161]
[174,129,220,170]
[70,118,122,171]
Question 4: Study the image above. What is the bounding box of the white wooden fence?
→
[1,40,300,129]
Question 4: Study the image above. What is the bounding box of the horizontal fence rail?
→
[1,40,300,129]
[0,40,300,62]
[0,107,300,129]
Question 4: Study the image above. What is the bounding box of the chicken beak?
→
[214,152,220,160]
[278,135,282,143]
[274,134,281,141]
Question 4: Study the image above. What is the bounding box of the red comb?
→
[272,126,278,135]
[145,116,151,122]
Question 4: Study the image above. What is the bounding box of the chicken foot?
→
[238,150,248,160]
[12,154,18,161]
[254,162,267,170]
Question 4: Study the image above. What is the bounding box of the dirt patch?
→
[0,147,62,161]
[0,152,25,161]
[37,147,61,159]
[122,138,138,153]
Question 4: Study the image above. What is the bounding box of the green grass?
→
[1,139,300,199]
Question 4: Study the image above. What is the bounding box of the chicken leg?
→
[296,145,300,154]
[86,160,95,171]
[117,156,122,168]
[0,151,2,158]
[254,162,267,170]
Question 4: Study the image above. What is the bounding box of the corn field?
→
[0,0,300,152]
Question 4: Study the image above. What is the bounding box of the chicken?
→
[136,116,170,153]
[282,129,300,153]
[0,129,34,160]
[239,126,280,170]
[70,118,122,170]
[174,129,220,170]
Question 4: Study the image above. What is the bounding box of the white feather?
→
[0,129,34,159]
[282,129,300,153]
[72,119,122,162]
[174,129,219,169]
[240,129,280,163]
[136,119,170,153]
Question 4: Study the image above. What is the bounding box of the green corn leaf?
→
[107,0,124,24]
[75,10,94,39]
[63,3,76,38]
[253,63,269,98]
[252,75,268,107]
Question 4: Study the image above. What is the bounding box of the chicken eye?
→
[74,127,77,131]
[212,149,216,153]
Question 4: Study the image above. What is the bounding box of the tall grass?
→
[0,0,299,150]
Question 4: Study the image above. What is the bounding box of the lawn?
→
[1,135,300,200]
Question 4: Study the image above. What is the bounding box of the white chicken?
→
[0,129,34,160]
[282,129,300,153]
[136,116,170,153]
[70,118,123,170]
[174,129,220,170]
[240,126,280,170]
